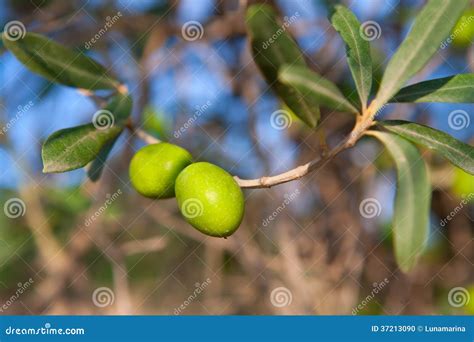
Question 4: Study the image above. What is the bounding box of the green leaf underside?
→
[246,4,320,127]
[2,32,119,90]
[367,131,431,272]
[390,74,474,103]
[380,120,474,174]
[279,65,358,113]
[43,94,132,174]
[330,5,372,110]
[373,0,469,111]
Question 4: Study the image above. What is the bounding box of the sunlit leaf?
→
[246,4,320,127]
[367,131,431,272]
[373,0,469,111]
[380,120,474,174]
[330,5,372,110]
[2,32,120,90]
[390,74,474,103]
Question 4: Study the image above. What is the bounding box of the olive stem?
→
[127,105,377,189]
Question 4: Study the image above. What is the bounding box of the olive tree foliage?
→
[2,0,473,272]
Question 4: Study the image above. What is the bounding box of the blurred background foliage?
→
[0,0,473,314]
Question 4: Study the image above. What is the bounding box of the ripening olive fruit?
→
[175,162,245,237]
[129,143,192,199]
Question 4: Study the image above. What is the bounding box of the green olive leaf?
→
[2,32,120,90]
[246,4,320,127]
[390,74,474,103]
[373,0,469,111]
[367,131,431,272]
[330,5,372,110]
[379,120,474,174]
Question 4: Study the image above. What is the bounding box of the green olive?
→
[129,143,192,199]
[175,162,245,237]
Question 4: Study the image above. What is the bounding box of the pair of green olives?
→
[129,143,244,237]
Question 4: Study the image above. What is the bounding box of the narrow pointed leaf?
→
[43,94,131,173]
[367,131,431,272]
[279,65,358,113]
[87,136,119,181]
[330,5,372,109]
[379,120,474,174]
[390,74,474,103]
[246,4,320,127]
[373,0,469,111]
[2,32,120,90]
